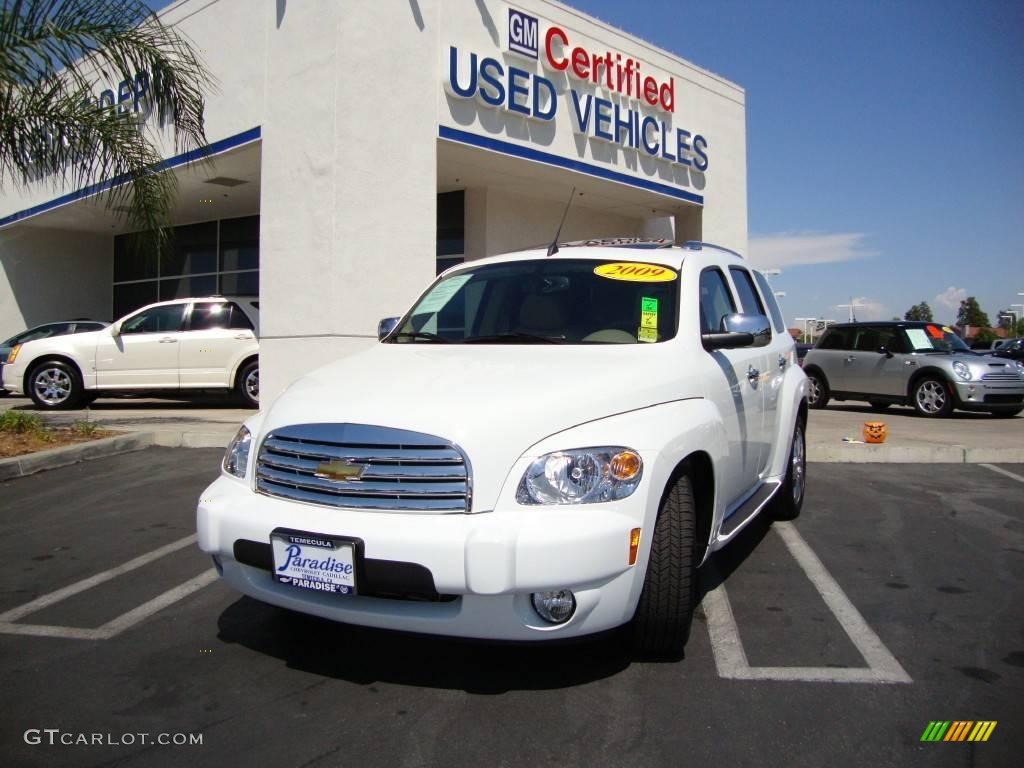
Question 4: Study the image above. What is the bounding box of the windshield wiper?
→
[462,332,565,344]
[387,331,451,343]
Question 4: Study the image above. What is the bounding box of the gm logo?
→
[508,8,538,58]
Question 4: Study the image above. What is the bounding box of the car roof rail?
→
[682,241,745,259]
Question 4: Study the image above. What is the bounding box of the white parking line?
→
[0,570,218,640]
[980,463,1024,484]
[0,534,198,623]
[0,534,218,640]
[702,522,912,684]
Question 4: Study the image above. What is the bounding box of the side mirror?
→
[109,321,122,337]
[877,346,894,358]
[377,317,400,341]
[702,313,771,350]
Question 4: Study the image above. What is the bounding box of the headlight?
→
[516,447,643,505]
[223,426,252,479]
[952,361,972,380]
[1016,360,1024,374]
[7,344,20,364]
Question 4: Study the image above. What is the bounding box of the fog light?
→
[211,555,223,576]
[531,590,576,624]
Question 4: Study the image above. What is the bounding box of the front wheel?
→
[236,360,259,408]
[912,376,954,418]
[630,474,697,659]
[27,361,83,410]
[806,371,829,409]
[772,418,807,521]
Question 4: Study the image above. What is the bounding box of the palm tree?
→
[0,0,212,241]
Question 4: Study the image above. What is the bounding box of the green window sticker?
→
[638,297,658,342]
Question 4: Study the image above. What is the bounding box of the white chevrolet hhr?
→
[198,240,807,656]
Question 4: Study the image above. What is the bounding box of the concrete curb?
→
[809,443,1024,463]
[0,432,155,482]
[2,430,1021,482]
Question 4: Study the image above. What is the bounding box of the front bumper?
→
[198,475,647,640]
[0,361,22,395]
[952,379,1024,410]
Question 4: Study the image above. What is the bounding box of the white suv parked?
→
[197,241,807,656]
[2,296,259,409]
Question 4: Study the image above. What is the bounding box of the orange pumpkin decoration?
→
[863,421,887,444]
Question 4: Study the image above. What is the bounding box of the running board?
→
[719,480,782,537]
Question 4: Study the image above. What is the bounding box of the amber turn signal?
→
[610,450,642,481]
[629,527,641,565]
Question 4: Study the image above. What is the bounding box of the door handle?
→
[845,355,856,363]
[159,337,177,343]
[234,333,252,340]
[747,366,760,383]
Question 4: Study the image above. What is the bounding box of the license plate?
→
[270,531,356,595]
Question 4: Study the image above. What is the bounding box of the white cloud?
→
[934,286,966,313]
[835,296,888,321]
[747,232,876,269]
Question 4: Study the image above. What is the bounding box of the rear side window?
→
[752,271,786,333]
[729,267,766,317]
[189,302,254,331]
[699,268,736,333]
[817,327,855,350]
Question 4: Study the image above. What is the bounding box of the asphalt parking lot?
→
[0,449,1021,768]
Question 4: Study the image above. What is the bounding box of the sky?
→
[569,0,1024,327]
[144,0,1023,328]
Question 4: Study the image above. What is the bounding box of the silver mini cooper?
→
[802,322,1024,418]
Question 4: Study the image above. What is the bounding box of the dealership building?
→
[0,0,747,402]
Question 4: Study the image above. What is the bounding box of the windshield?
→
[901,324,972,353]
[390,259,679,344]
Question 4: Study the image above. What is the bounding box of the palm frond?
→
[0,0,214,242]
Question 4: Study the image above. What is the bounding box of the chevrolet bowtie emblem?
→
[314,459,366,481]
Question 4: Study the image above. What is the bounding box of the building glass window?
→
[112,215,260,319]
[437,191,464,275]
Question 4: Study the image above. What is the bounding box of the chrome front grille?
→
[256,423,470,512]
[981,372,1021,382]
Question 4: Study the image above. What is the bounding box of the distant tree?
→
[904,302,934,322]
[956,297,990,329]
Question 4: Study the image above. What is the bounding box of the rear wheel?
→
[912,376,954,418]
[806,371,829,409]
[772,418,807,521]
[236,360,259,408]
[27,361,83,410]
[630,474,697,659]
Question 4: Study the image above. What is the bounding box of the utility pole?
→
[837,297,863,322]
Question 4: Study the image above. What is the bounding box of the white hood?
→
[260,343,697,510]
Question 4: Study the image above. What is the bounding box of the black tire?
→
[868,401,890,412]
[236,359,259,408]
[911,376,954,418]
[27,360,83,410]
[806,370,829,409]
[772,417,807,521]
[630,474,697,659]
[990,408,1022,418]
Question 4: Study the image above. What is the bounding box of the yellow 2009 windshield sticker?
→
[594,262,677,282]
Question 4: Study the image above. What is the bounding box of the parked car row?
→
[0,296,260,409]
[801,321,1024,418]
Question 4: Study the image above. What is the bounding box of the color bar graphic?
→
[920,721,996,742]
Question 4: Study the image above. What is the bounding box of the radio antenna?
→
[547,186,576,256]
